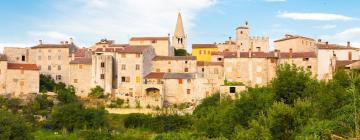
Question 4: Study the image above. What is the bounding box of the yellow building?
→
[192,44,218,61]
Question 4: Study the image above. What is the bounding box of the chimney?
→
[318,39,322,42]
[274,49,279,58]
[289,48,293,58]
[65,41,69,44]
[248,48,252,58]
[69,37,74,44]
[60,41,64,44]
[228,37,232,45]
[39,40,43,45]
[347,41,351,47]
[325,42,329,45]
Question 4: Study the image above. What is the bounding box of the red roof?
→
[94,45,152,54]
[32,44,75,49]
[70,58,92,64]
[130,37,169,41]
[192,44,217,48]
[317,43,358,50]
[153,56,196,61]
[7,63,39,70]
[144,72,165,79]
[223,51,317,58]
[274,34,315,42]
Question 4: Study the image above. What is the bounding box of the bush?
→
[89,86,105,98]
[124,113,151,128]
[108,98,124,108]
[174,49,188,56]
[0,110,34,140]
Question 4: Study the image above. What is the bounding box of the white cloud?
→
[265,0,286,2]
[278,12,356,21]
[316,24,337,29]
[30,0,217,47]
[320,27,360,47]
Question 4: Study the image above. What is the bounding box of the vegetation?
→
[3,64,360,139]
[174,49,188,56]
[223,79,244,86]
[89,86,105,98]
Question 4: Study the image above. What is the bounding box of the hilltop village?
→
[0,13,359,108]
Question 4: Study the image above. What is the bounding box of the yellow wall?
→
[192,47,218,61]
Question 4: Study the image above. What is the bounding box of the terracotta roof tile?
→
[95,45,152,54]
[274,34,315,42]
[70,58,92,64]
[130,37,169,41]
[317,43,358,50]
[224,51,317,58]
[192,44,217,48]
[153,56,196,61]
[32,44,75,49]
[145,72,165,79]
[7,63,39,70]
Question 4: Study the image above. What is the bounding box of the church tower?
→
[173,12,187,50]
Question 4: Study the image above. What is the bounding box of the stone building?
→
[0,54,39,98]
[234,22,269,52]
[274,34,316,52]
[152,56,197,73]
[69,58,92,97]
[192,44,218,61]
[129,37,174,56]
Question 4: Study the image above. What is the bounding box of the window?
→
[135,64,140,70]
[230,87,236,93]
[58,49,61,53]
[20,81,24,86]
[168,69,171,72]
[58,65,61,71]
[256,47,261,52]
[349,51,352,60]
[217,58,222,61]
[214,68,219,74]
[38,56,41,60]
[121,64,126,70]
[307,66,312,69]
[21,70,24,74]
[21,55,25,61]
[48,55,51,60]
[168,61,171,64]
[79,64,83,69]
[101,62,105,68]
[151,40,157,43]
[184,68,189,72]
[187,89,191,95]
[121,77,130,82]
[100,74,105,79]
[187,79,191,83]
[48,49,51,53]
[240,31,243,34]
[202,68,205,72]
[303,58,309,61]
[121,54,126,58]
[178,79,183,84]
[185,61,188,64]
[48,65,51,71]
[56,75,62,80]
[136,54,141,58]
[74,79,78,83]
[136,76,141,83]
[58,56,61,60]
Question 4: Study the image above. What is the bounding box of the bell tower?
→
[173,12,186,50]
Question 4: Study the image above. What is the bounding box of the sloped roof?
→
[174,13,185,37]
[274,34,315,42]
[223,51,317,58]
[130,37,169,41]
[192,44,217,48]
[94,45,152,54]
[70,58,92,64]
[317,43,359,50]
[31,44,75,49]
[153,56,196,61]
[7,63,39,70]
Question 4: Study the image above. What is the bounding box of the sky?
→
[0,0,359,52]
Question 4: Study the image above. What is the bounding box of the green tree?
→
[0,110,34,140]
[39,74,56,93]
[174,49,188,56]
[272,64,312,104]
[57,85,77,104]
[89,86,105,98]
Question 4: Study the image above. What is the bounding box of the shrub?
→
[89,86,105,98]
[0,110,34,140]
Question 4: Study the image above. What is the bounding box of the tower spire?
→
[173,12,186,50]
[174,12,185,37]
